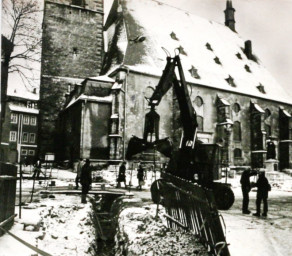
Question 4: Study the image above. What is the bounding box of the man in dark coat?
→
[80,159,92,204]
[240,168,257,214]
[117,161,127,188]
[137,163,144,190]
[253,170,271,217]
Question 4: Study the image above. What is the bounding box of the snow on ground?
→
[116,204,208,256]
[0,195,94,256]
[220,172,292,256]
[2,166,292,256]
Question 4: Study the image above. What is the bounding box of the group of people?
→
[240,168,271,217]
[117,161,145,190]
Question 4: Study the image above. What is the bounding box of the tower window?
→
[73,47,78,59]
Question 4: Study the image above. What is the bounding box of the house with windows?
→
[40,0,292,169]
[0,94,39,164]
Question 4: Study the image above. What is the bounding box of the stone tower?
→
[39,0,104,156]
[224,0,236,32]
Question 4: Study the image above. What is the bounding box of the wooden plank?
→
[0,214,17,228]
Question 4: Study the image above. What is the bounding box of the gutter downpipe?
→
[123,68,130,161]
[80,99,87,159]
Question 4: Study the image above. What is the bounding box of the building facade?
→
[39,0,104,156]
[42,0,292,169]
[0,96,39,164]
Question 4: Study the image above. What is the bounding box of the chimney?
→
[224,0,236,32]
[244,40,253,60]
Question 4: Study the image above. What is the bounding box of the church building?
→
[39,0,292,170]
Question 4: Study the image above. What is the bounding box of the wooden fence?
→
[0,162,17,236]
[155,172,230,256]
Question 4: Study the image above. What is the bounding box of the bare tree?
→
[2,0,42,89]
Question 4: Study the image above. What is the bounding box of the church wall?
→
[81,102,111,160]
[156,79,292,168]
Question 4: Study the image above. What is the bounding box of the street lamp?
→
[218,119,233,182]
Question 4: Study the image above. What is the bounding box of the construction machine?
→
[126,54,234,210]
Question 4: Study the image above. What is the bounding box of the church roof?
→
[103,0,292,105]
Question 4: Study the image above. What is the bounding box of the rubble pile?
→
[115,205,208,256]
[37,201,95,255]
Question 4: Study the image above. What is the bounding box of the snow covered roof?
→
[103,0,292,105]
[65,94,112,109]
[87,75,115,83]
[7,88,39,101]
[9,104,39,114]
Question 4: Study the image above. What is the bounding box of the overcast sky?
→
[6,0,292,98]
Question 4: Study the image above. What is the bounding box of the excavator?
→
[126,53,234,210]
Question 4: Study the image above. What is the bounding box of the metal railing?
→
[157,172,230,256]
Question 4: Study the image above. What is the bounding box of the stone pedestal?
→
[265,159,279,172]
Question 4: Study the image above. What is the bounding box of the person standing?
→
[32,158,42,179]
[75,158,83,189]
[240,168,257,214]
[80,159,92,204]
[117,161,127,188]
[137,163,144,190]
[253,170,271,217]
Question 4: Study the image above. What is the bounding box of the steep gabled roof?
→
[103,0,292,105]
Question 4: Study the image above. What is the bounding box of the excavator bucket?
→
[126,136,173,160]
[126,136,147,160]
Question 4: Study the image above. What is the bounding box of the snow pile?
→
[0,195,95,256]
[37,199,95,256]
[115,204,208,256]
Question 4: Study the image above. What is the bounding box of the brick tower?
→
[39,0,104,157]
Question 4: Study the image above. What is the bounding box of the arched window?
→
[233,121,241,141]
[265,124,271,137]
[145,86,154,99]
[197,116,204,131]
[233,103,241,113]
[194,96,203,107]
[234,148,242,158]
[264,109,271,119]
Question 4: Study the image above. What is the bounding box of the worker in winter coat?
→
[137,164,145,190]
[240,168,257,214]
[80,159,92,204]
[117,161,127,188]
[253,170,271,217]
[75,158,84,189]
